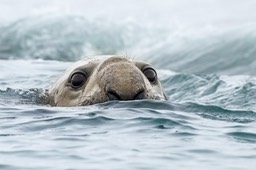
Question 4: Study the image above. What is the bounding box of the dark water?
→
[1,0,256,170]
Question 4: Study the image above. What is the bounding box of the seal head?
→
[48,56,167,106]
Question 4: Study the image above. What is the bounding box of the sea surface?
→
[0,0,256,170]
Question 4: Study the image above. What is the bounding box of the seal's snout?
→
[102,66,146,100]
[98,57,147,101]
[106,88,145,100]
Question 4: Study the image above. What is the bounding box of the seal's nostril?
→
[107,90,121,100]
[133,89,145,100]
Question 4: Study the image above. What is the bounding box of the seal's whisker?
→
[76,95,92,106]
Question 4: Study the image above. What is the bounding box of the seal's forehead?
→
[66,55,152,74]
[67,55,115,71]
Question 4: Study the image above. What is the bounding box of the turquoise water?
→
[1,0,256,170]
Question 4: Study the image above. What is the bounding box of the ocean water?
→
[1,0,256,170]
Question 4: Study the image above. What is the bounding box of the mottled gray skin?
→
[48,55,167,106]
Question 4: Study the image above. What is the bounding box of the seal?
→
[48,55,167,106]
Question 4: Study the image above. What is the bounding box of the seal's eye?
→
[70,72,87,88]
[143,68,157,83]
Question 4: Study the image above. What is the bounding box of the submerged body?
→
[48,55,166,106]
